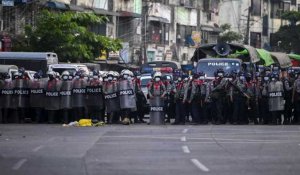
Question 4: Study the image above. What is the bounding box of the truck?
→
[0,52,58,77]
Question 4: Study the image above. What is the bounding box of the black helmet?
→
[33,72,41,79]
[215,68,224,77]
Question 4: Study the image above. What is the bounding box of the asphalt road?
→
[1,124,300,175]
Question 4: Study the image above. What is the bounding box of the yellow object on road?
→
[78,119,92,127]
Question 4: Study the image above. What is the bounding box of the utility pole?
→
[244,5,252,45]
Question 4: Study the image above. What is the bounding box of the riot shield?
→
[119,80,137,109]
[72,79,87,108]
[86,80,104,109]
[13,79,30,108]
[268,81,285,111]
[60,81,73,109]
[149,96,165,125]
[29,79,45,108]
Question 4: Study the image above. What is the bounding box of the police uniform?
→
[148,72,166,125]
[230,76,247,124]
[283,76,293,124]
[45,72,61,123]
[60,72,73,123]
[268,74,285,125]
[211,71,227,124]
[29,73,45,123]
[292,75,300,124]
[173,77,186,125]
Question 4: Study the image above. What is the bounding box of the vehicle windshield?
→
[141,77,152,87]
[197,59,241,77]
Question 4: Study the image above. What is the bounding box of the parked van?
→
[48,64,89,75]
[0,52,58,77]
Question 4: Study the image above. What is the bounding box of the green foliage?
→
[218,24,243,43]
[272,24,300,53]
[281,11,300,26]
[15,10,122,62]
[271,11,300,53]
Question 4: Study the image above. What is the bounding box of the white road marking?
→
[32,145,44,152]
[191,159,210,172]
[181,136,187,142]
[182,146,190,153]
[12,159,27,170]
[182,129,189,134]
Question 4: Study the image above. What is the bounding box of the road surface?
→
[1,124,300,175]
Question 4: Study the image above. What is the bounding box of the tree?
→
[272,11,300,53]
[218,24,243,43]
[14,10,122,62]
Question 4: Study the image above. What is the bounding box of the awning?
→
[93,8,120,16]
[270,52,292,68]
[45,1,68,10]
[148,16,170,23]
[68,4,85,12]
[243,45,260,63]
[256,49,275,66]
[200,25,222,33]
[288,53,300,61]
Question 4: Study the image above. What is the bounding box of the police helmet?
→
[153,71,162,78]
[2,72,10,79]
[271,72,279,79]
[215,68,224,77]
[33,72,41,79]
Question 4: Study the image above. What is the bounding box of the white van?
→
[48,64,89,75]
[0,65,18,81]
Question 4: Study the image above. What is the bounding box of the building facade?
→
[219,0,300,50]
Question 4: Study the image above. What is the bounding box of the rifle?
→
[227,79,251,99]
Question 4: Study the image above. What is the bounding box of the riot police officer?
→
[148,72,166,125]
[60,71,73,123]
[29,72,45,123]
[103,71,120,124]
[45,71,61,123]
[230,71,248,124]
[13,69,30,123]
[85,71,104,123]
[163,74,176,123]
[268,72,285,125]
[119,69,137,125]
[72,70,87,121]
[245,72,258,124]
[283,68,294,124]
[173,74,186,125]
[258,73,271,124]
[211,69,227,125]
[133,71,147,123]
[292,72,300,124]
[0,72,15,123]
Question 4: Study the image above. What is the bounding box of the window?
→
[203,0,210,12]
[250,32,261,48]
[271,1,283,19]
[283,2,290,12]
[292,0,296,6]
[148,21,169,45]
[252,0,261,16]
[176,24,196,46]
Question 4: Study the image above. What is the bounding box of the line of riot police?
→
[0,68,146,124]
[1,66,300,125]
[152,67,300,125]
